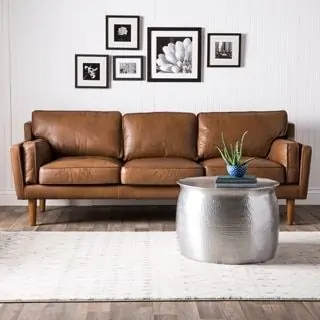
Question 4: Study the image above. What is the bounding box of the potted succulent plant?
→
[216,131,254,177]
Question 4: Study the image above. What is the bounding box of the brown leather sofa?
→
[10,110,312,226]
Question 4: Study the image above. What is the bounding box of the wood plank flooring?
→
[1,204,320,319]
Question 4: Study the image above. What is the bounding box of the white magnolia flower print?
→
[118,26,128,36]
[156,38,192,73]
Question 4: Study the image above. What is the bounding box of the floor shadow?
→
[39,205,177,225]
[265,242,320,265]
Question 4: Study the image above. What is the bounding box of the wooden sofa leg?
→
[28,199,37,226]
[286,199,295,225]
[40,199,46,213]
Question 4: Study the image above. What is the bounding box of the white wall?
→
[1,0,320,205]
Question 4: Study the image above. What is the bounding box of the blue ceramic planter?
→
[227,164,248,177]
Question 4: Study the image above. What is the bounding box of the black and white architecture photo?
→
[215,41,233,59]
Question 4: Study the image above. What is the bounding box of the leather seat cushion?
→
[39,156,121,185]
[121,158,203,185]
[201,157,286,184]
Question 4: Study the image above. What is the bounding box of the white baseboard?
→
[0,189,320,206]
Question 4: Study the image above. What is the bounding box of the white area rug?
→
[1,231,320,302]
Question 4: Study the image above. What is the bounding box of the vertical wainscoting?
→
[1,0,320,205]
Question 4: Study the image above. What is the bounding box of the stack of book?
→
[216,175,258,188]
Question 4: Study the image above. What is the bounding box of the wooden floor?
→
[1,205,320,320]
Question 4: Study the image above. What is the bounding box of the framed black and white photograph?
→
[147,27,202,82]
[113,56,144,81]
[75,54,109,88]
[106,15,140,50]
[207,33,241,67]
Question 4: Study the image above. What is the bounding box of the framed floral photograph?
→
[106,15,140,50]
[147,27,202,82]
[75,54,109,88]
[207,33,241,67]
[113,56,144,81]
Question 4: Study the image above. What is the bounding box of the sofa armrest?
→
[10,144,25,199]
[24,121,33,141]
[298,144,312,198]
[267,139,300,184]
[23,139,52,184]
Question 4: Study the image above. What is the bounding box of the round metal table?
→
[176,176,280,264]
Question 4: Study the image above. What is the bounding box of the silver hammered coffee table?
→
[176,176,280,264]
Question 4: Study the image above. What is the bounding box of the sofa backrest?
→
[197,110,288,159]
[32,110,122,158]
[123,112,197,161]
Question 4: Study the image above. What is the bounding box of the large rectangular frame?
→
[147,27,202,82]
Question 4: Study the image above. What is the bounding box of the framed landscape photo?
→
[207,33,241,67]
[106,15,140,50]
[147,27,202,82]
[113,56,144,81]
[75,54,109,88]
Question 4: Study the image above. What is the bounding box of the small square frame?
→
[75,54,109,89]
[207,33,241,67]
[106,15,140,50]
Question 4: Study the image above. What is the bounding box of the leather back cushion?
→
[123,112,197,161]
[197,111,288,159]
[32,111,122,158]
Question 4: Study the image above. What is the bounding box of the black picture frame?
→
[106,15,140,50]
[147,27,202,82]
[207,33,241,67]
[113,55,144,81]
[75,54,109,89]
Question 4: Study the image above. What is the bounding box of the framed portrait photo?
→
[75,54,109,88]
[207,33,241,67]
[113,56,144,81]
[147,27,202,82]
[106,15,140,50]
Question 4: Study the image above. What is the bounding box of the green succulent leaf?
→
[216,130,254,167]
[241,157,255,165]
[239,130,248,159]
[216,146,232,165]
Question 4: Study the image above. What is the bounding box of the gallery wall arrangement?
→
[74,15,242,88]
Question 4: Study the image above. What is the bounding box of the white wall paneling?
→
[1,0,320,205]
